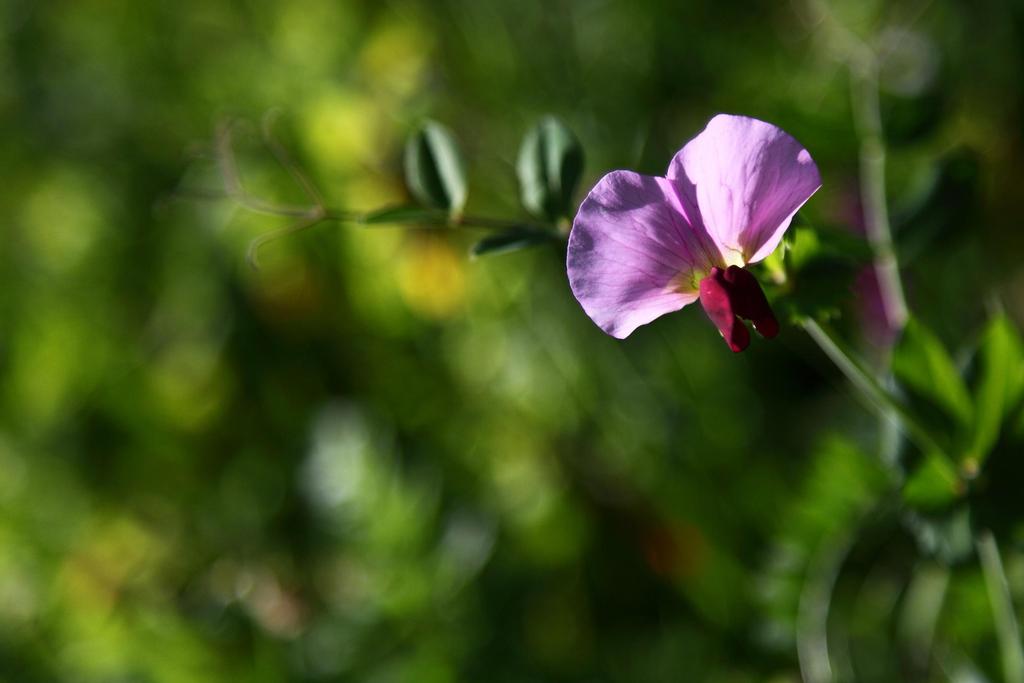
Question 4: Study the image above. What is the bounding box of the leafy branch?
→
[194,113,580,268]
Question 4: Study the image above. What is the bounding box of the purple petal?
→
[667,114,821,265]
[567,170,718,338]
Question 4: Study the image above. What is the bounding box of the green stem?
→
[977,530,1024,683]
[454,214,553,232]
[246,213,328,269]
[850,59,908,333]
[245,206,560,268]
[800,318,948,461]
[805,0,908,334]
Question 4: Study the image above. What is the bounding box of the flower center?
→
[698,266,779,352]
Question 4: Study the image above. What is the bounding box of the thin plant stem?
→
[261,109,326,209]
[977,530,1024,683]
[799,0,920,476]
[453,214,550,231]
[801,0,909,334]
[215,121,315,218]
[850,58,908,333]
[800,318,948,461]
[242,208,557,268]
[853,59,908,466]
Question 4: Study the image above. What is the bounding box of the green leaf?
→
[759,235,788,284]
[892,318,973,432]
[786,225,820,272]
[965,314,1024,467]
[470,227,559,258]
[360,205,449,226]
[404,121,467,215]
[516,116,584,221]
[902,452,963,511]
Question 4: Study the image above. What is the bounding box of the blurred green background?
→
[2,0,1024,680]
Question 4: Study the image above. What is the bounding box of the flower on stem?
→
[566,114,821,351]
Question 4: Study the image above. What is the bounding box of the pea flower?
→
[567,114,820,351]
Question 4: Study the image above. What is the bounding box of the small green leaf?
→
[761,244,782,284]
[902,453,963,511]
[470,227,558,258]
[787,225,821,272]
[516,116,584,221]
[892,318,973,431]
[965,314,1024,466]
[404,121,467,215]
[360,205,449,226]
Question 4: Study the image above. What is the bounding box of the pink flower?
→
[567,114,821,351]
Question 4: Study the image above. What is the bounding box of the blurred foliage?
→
[2,0,1024,681]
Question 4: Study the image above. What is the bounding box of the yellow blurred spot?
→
[300,89,384,174]
[341,217,407,332]
[490,443,555,523]
[962,456,980,479]
[20,168,109,273]
[359,19,432,100]
[149,340,230,431]
[447,320,509,391]
[8,306,104,427]
[345,174,403,212]
[397,237,466,320]
[0,537,38,625]
[57,516,162,615]
[271,0,354,76]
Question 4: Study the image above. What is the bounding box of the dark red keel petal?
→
[699,268,750,352]
[722,265,779,339]
[698,266,778,352]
